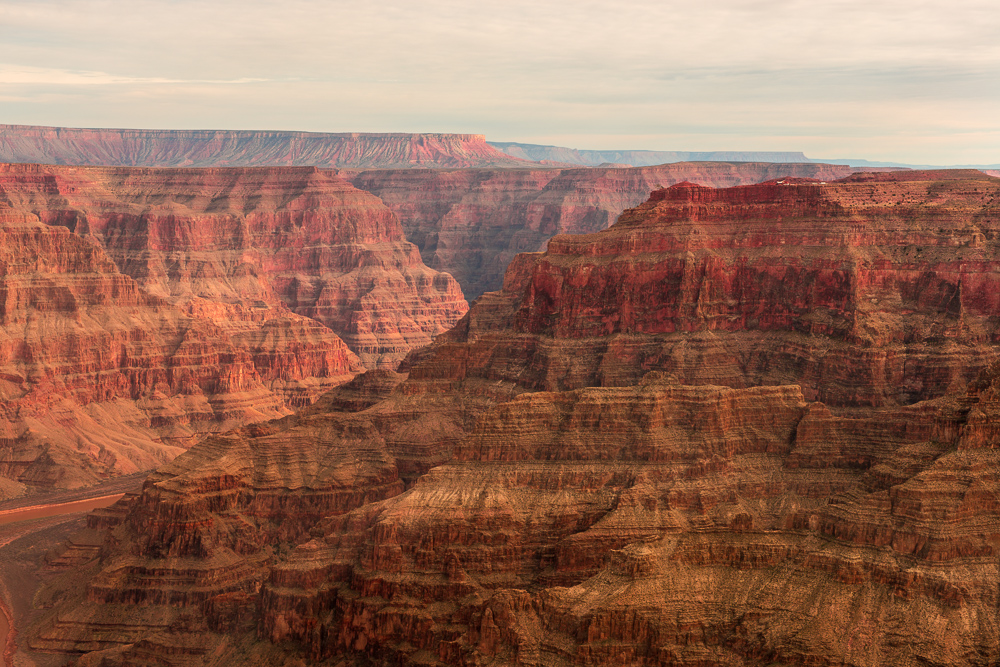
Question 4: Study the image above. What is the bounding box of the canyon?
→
[0,157,869,496]
[0,163,466,496]
[15,170,1000,666]
[344,161,860,298]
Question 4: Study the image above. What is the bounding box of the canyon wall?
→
[24,170,1000,667]
[0,214,359,495]
[0,163,468,368]
[0,163,466,495]
[0,125,531,169]
[345,162,859,298]
[420,170,1000,407]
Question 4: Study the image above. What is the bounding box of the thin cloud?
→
[0,0,998,164]
[0,65,266,86]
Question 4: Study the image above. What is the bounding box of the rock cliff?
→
[21,170,1000,667]
[421,170,1000,407]
[345,162,859,298]
[0,125,530,169]
[0,163,467,495]
[0,163,468,368]
[0,214,358,494]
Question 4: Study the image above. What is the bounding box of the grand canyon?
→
[1,126,999,667]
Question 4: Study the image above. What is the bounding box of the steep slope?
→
[421,170,1000,407]
[0,163,468,368]
[345,162,859,298]
[0,214,358,495]
[20,171,1000,667]
[264,378,1000,667]
[0,163,468,495]
[0,125,531,169]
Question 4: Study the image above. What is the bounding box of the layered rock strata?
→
[418,170,1000,407]
[345,162,859,298]
[0,213,358,494]
[0,163,468,368]
[263,377,1000,667]
[0,163,467,494]
[0,125,530,169]
[24,171,1000,667]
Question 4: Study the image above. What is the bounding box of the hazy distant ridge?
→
[489,141,812,166]
[493,141,1000,170]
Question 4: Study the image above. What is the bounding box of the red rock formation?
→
[0,163,468,368]
[0,213,359,494]
[0,125,530,169]
[0,162,469,495]
[22,171,1000,667]
[345,162,861,298]
[421,170,1000,407]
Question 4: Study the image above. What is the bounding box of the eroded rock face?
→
[0,125,530,169]
[27,171,1000,667]
[0,215,358,493]
[424,170,1000,407]
[0,163,468,494]
[345,162,860,298]
[0,163,469,368]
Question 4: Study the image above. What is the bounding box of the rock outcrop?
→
[21,170,1000,667]
[0,163,467,495]
[0,163,468,368]
[0,214,358,493]
[345,162,860,298]
[420,170,1000,407]
[0,125,531,169]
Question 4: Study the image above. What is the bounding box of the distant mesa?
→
[0,124,532,169]
[5,124,998,172]
[490,141,1000,171]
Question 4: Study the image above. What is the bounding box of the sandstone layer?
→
[0,163,467,495]
[0,213,358,495]
[345,162,859,298]
[0,125,530,169]
[21,171,1000,667]
[419,170,1000,407]
[0,163,468,368]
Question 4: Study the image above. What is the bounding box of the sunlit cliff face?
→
[0,162,469,492]
[24,170,1000,667]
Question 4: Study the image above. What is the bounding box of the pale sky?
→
[1,0,998,164]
